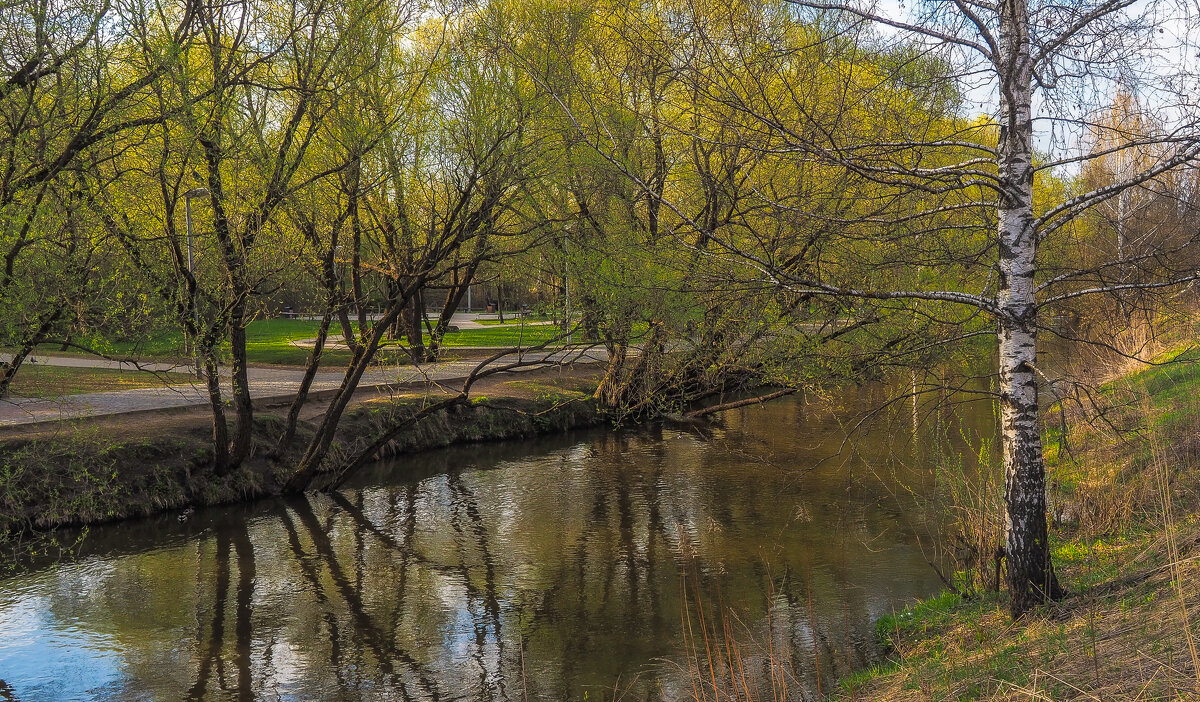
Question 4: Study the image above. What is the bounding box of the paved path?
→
[291,312,560,349]
[0,347,604,427]
[442,311,556,329]
[293,311,558,330]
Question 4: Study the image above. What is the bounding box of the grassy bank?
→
[5,365,195,398]
[0,375,601,557]
[839,350,1200,700]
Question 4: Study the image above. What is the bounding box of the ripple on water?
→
[0,391,996,700]
[0,574,129,701]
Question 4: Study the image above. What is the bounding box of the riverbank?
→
[0,380,936,701]
[0,367,603,544]
[839,350,1200,700]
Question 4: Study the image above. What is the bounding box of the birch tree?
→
[767,0,1200,616]
[529,0,1200,616]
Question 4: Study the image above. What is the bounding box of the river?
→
[0,385,993,700]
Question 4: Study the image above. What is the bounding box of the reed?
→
[675,525,808,701]
[842,354,1200,699]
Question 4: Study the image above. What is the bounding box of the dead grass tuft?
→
[842,335,1200,700]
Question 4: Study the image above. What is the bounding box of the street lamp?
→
[333,244,345,317]
[184,187,209,379]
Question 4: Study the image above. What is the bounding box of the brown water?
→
[0,389,992,701]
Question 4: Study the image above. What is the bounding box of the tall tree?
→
[531,0,1200,616]
[0,0,195,396]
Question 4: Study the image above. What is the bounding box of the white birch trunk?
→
[996,0,1064,616]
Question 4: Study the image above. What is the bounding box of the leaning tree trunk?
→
[275,309,332,455]
[997,0,1064,617]
[202,348,231,475]
[430,261,481,357]
[285,275,430,492]
[227,298,255,467]
[405,287,433,363]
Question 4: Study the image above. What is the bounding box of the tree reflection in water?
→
[0,391,992,700]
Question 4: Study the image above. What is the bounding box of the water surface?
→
[0,389,990,700]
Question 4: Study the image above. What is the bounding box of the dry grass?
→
[6,364,194,398]
[852,522,1200,700]
[673,522,810,702]
[841,343,1200,701]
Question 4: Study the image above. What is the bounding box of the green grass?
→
[875,590,969,646]
[499,378,591,402]
[7,365,195,398]
[244,318,332,346]
[243,319,349,366]
[39,319,338,367]
[239,318,567,363]
[838,340,1200,700]
[437,323,566,347]
[839,660,902,693]
[1052,529,1157,591]
[52,328,192,359]
[1129,348,1200,427]
[472,314,554,325]
[1046,343,1200,486]
[30,317,573,368]
[842,523,1181,699]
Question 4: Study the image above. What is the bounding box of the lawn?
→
[30,317,572,368]
[473,314,555,325]
[39,319,336,367]
[438,323,566,347]
[243,319,345,366]
[6,365,195,398]
[242,318,568,359]
[51,328,193,359]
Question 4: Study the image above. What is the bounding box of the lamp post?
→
[333,244,344,319]
[564,235,571,344]
[184,187,209,379]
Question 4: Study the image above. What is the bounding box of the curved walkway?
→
[0,347,605,427]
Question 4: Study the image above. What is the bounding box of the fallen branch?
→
[684,387,797,418]
[325,336,602,489]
